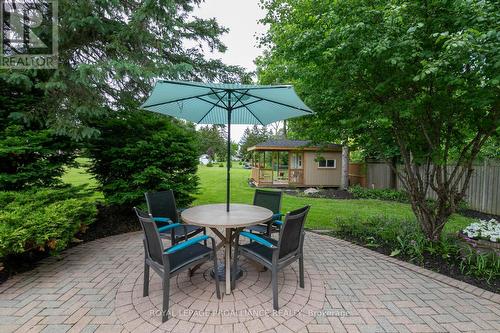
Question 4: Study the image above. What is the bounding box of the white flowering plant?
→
[462,219,500,243]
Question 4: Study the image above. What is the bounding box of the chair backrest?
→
[253,189,282,214]
[145,190,178,222]
[277,205,310,259]
[134,207,165,265]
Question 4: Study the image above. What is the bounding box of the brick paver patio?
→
[0,231,499,333]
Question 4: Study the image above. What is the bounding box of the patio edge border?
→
[310,231,500,305]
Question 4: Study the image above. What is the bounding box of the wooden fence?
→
[364,160,500,216]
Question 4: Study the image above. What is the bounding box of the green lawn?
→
[61,158,102,200]
[62,162,473,233]
[194,165,472,233]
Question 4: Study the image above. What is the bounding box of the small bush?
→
[348,185,409,203]
[219,163,224,167]
[206,162,214,167]
[0,186,97,258]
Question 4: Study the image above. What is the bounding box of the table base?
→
[210,265,243,282]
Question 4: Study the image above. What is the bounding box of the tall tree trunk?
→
[341,145,349,190]
[389,157,397,189]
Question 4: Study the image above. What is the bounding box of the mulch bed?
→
[325,232,499,294]
[0,204,140,284]
[77,204,140,242]
[457,209,499,222]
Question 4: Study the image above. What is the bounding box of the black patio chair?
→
[134,207,220,322]
[145,190,206,245]
[245,189,284,236]
[232,205,310,310]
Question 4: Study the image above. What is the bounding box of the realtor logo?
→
[1,0,58,69]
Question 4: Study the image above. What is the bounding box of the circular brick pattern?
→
[116,255,325,332]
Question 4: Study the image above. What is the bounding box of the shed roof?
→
[248,139,342,152]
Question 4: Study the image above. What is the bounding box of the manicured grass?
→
[61,158,102,200]
[62,161,473,234]
[195,165,473,233]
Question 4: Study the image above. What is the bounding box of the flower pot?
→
[458,232,500,256]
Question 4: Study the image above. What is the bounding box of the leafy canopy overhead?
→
[258,0,499,240]
[258,0,499,158]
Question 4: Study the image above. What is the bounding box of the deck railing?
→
[289,168,304,184]
[251,167,304,185]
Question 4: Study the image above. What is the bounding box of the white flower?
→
[462,218,499,243]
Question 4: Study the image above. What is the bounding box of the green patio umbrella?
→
[141,80,313,211]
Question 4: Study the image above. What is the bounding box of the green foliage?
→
[0,0,249,139]
[334,217,424,260]
[87,111,199,208]
[218,163,224,168]
[238,125,272,161]
[348,185,409,203]
[333,215,499,283]
[258,0,500,240]
[0,187,96,258]
[0,79,77,190]
[206,162,214,167]
[459,249,500,284]
[197,125,227,162]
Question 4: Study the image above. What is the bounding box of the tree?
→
[238,125,271,161]
[87,111,199,208]
[0,78,77,190]
[197,125,227,161]
[258,0,499,241]
[0,0,248,138]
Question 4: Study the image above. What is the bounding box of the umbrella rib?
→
[198,103,218,123]
[210,88,229,109]
[242,104,265,126]
[142,91,217,108]
[232,98,262,110]
[196,96,221,109]
[197,91,228,123]
[231,85,291,90]
[243,92,313,113]
[232,89,250,109]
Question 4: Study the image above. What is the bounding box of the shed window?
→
[318,159,336,168]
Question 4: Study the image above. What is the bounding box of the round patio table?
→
[181,203,273,295]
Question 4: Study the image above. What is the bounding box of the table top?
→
[181,203,273,228]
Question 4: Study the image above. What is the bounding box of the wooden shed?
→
[248,140,345,188]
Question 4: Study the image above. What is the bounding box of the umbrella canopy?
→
[141,80,313,211]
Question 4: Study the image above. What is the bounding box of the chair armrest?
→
[164,235,210,254]
[153,217,173,224]
[239,232,277,249]
[272,212,284,220]
[158,223,182,233]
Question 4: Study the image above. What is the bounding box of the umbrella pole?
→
[227,95,232,212]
